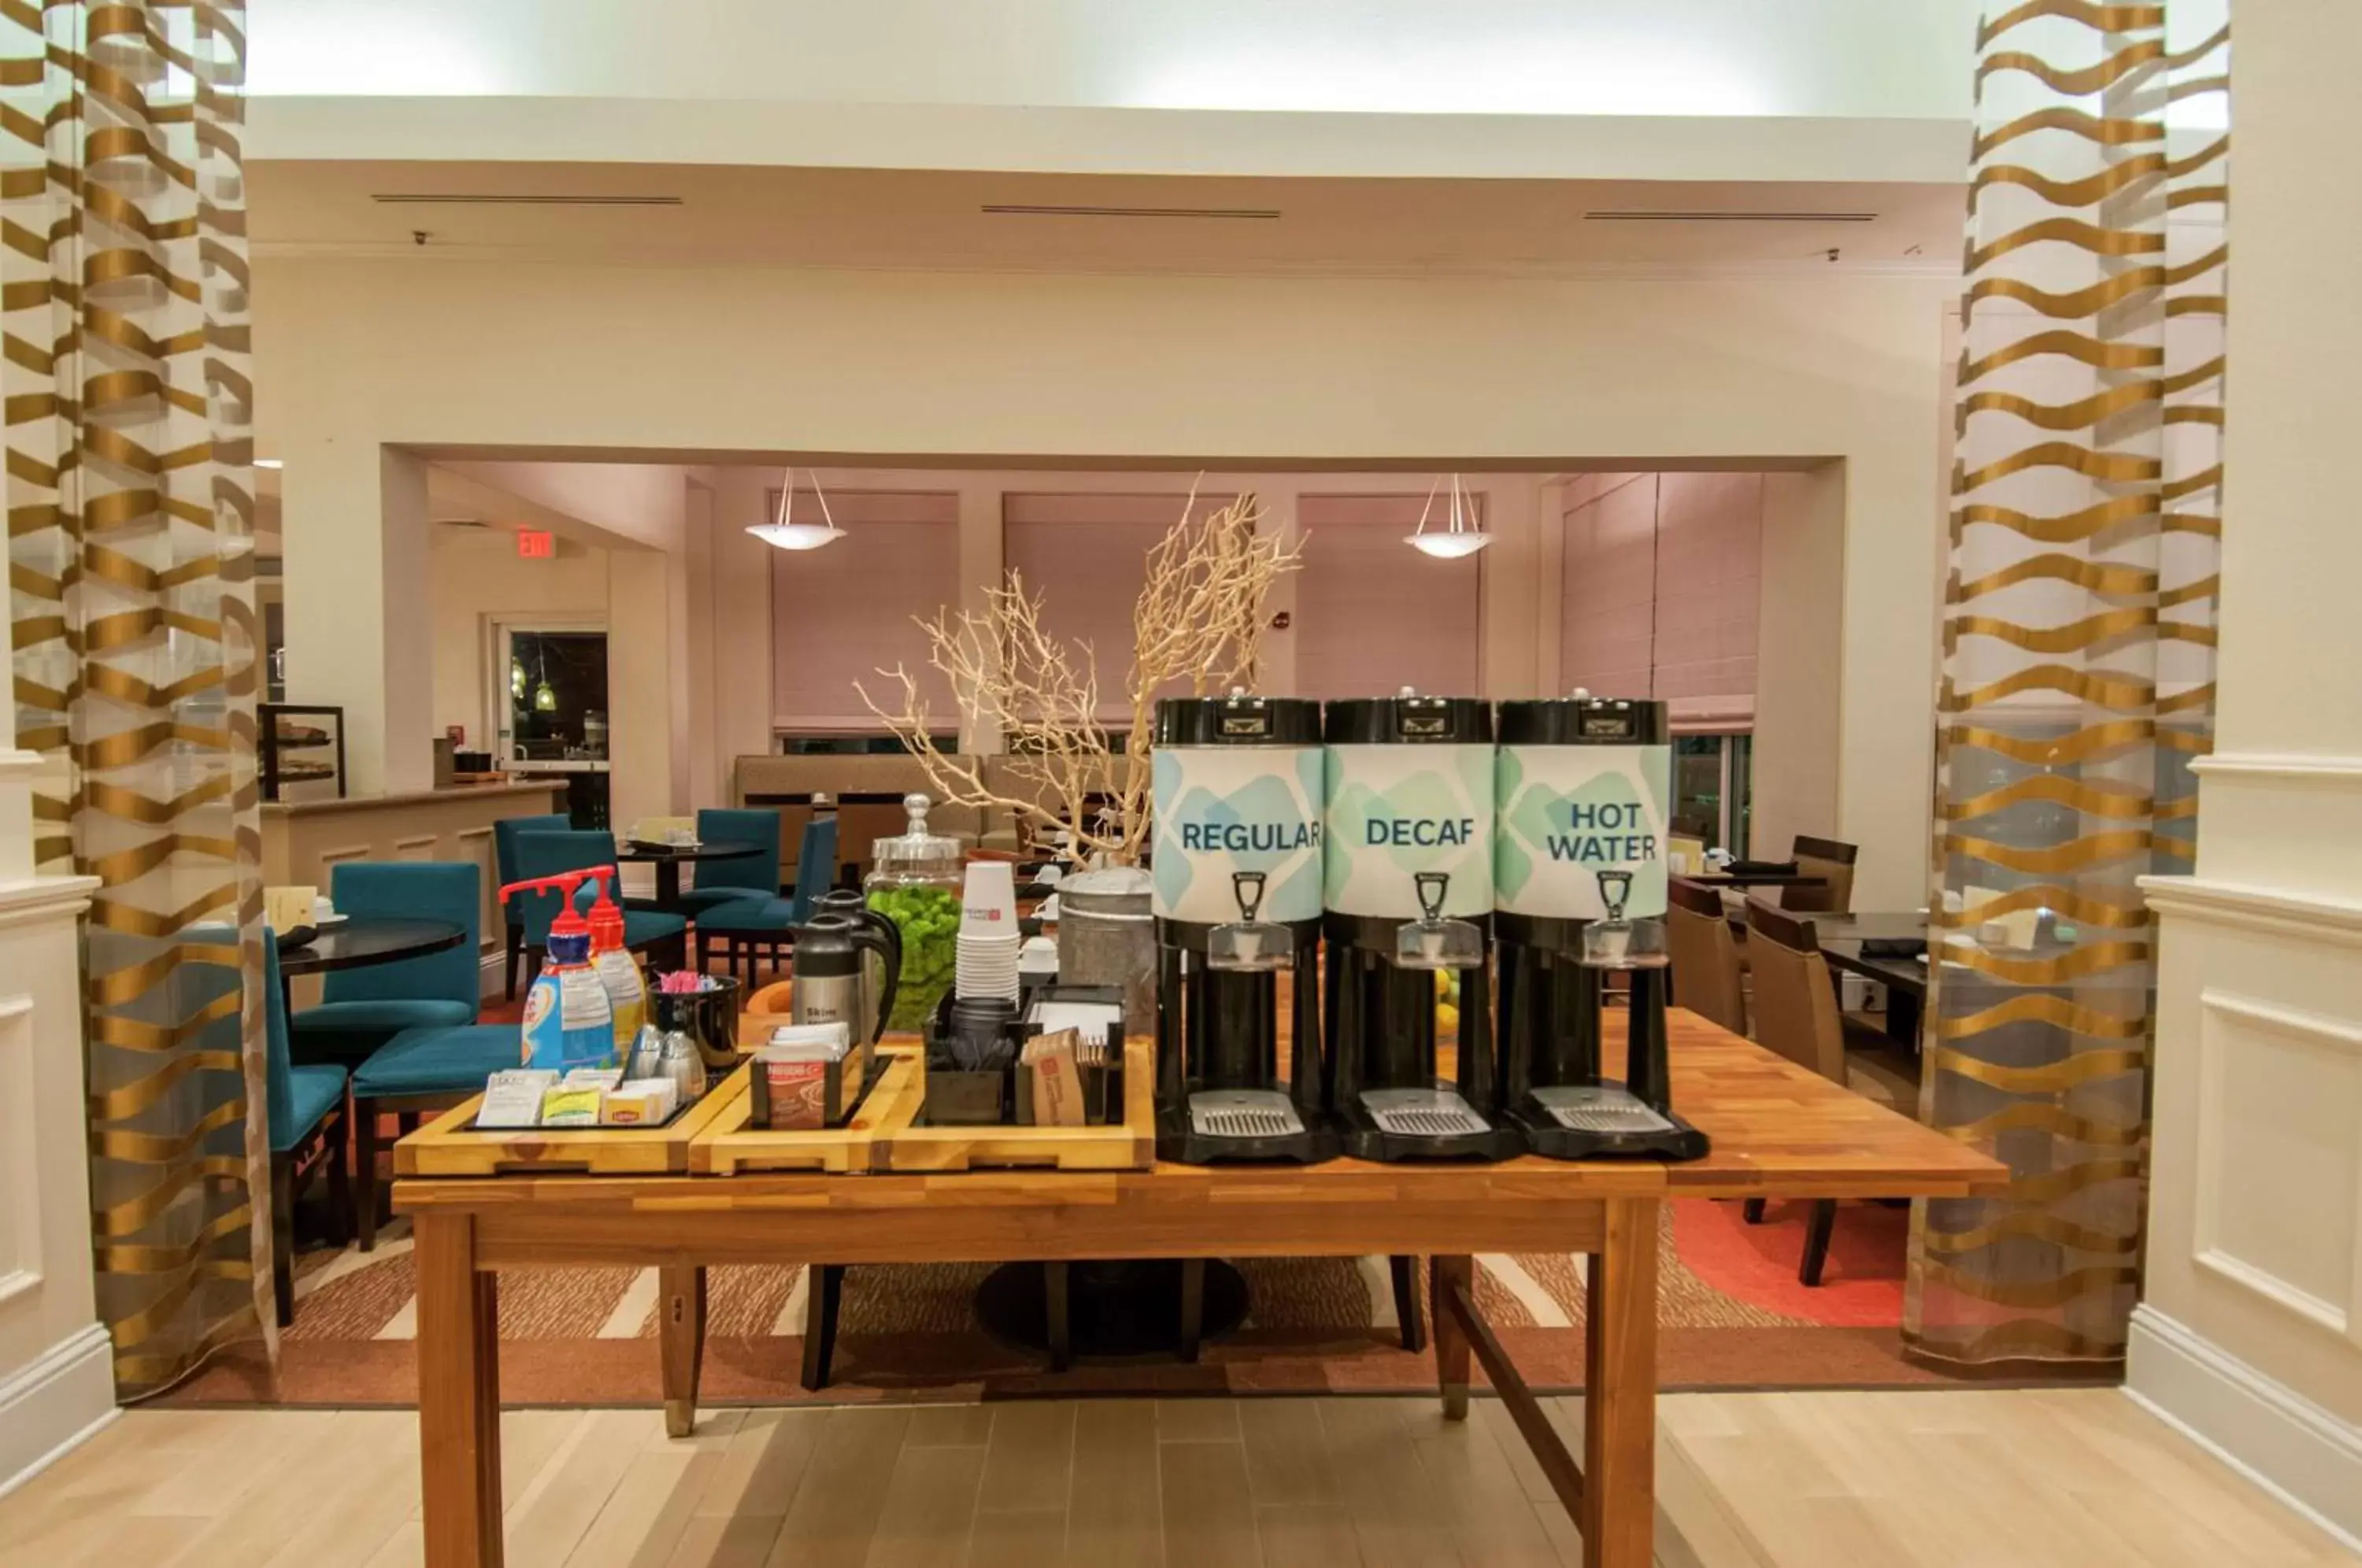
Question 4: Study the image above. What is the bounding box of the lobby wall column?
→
[281,443,435,793]
[1479,474,1542,701]
[955,481,1003,755]
[706,469,776,797]
[1253,477,1301,697]
[2133,2,2362,1540]
[606,546,681,832]
[682,477,720,810]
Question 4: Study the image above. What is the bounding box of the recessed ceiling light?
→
[254,457,283,469]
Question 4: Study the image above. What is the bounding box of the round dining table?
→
[276,915,468,1015]
[616,838,765,912]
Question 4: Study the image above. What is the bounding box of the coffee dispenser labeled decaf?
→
[1494,693,1708,1160]
[1151,690,1336,1163]
[1320,690,1520,1160]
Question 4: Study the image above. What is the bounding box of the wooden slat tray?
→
[874,1034,1155,1173]
[394,1065,751,1178]
[690,1046,922,1175]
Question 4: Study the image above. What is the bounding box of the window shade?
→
[1560,472,1763,730]
[1559,475,1658,699]
[770,490,959,730]
[1002,492,1235,724]
[1294,493,1483,698]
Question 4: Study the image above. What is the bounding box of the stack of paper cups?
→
[955,860,1022,1002]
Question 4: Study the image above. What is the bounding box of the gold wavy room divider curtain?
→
[3,1,268,1396]
[1908,1,2226,1373]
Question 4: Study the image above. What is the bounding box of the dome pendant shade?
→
[747,467,846,550]
[1405,473,1492,558]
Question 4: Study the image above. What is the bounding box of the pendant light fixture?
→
[746,466,845,552]
[531,645,557,713]
[1405,473,1492,559]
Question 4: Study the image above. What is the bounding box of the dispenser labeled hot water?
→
[1494,693,1709,1160]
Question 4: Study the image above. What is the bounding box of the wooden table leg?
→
[660,1265,706,1439]
[1582,1197,1658,1568]
[1430,1255,1472,1420]
[416,1211,503,1568]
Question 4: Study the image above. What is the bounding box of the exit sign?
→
[516,530,554,559]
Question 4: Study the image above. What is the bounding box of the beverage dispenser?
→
[1151,690,1335,1163]
[1320,690,1520,1160]
[1494,692,1708,1160]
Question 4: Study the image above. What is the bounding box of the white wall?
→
[0,647,110,1491]
[255,257,1950,907]
[428,530,609,749]
[2131,0,2362,1548]
[242,0,1977,183]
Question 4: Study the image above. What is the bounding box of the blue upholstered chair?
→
[289,862,480,1067]
[671,807,783,917]
[262,928,351,1324]
[695,816,837,986]
[494,812,572,999]
[349,1019,523,1251]
[511,829,689,978]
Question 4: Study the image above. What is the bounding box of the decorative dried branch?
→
[857,483,1301,865]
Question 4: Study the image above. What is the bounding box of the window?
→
[1295,492,1483,697]
[769,490,960,730]
[1002,491,1235,723]
[1671,733,1752,856]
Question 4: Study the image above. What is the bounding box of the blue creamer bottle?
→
[502,870,616,1071]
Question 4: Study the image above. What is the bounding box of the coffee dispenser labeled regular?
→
[1494,693,1709,1160]
[1150,691,1336,1163]
[1320,691,1520,1160]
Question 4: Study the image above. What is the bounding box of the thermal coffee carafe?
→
[1151,691,1337,1163]
[1320,691,1520,1161]
[789,912,902,1045]
[813,888,902,1045]
[1494,693,1709,1160]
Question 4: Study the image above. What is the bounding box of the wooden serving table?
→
[394,1012,2004,1568]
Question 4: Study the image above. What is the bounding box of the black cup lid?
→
[1496,693,1669,745]
[1323,691,1493,745]
[1153,691,1322,747]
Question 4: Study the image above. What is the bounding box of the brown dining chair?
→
[1667,877,1747,1036]
[1742,899,1918,1285]
[1781,834,1857,915]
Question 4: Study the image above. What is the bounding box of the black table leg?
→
[1888,986,1923,1048]
[1179,1259,1205,1363]
[656,861,683,909]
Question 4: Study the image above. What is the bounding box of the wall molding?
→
[2192,752,2362,784]
[0,875,100,931]
[0,1322,116,1503]
[2128,1306,2362,1553]
[2139,875,2362,948]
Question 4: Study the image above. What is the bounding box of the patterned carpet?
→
[160,1198,2049,1407]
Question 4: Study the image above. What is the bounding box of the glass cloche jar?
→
[863,793,963,1033]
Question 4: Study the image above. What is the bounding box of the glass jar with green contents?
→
[864,793,964,1034]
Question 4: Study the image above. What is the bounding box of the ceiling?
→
[247,161,1964,276]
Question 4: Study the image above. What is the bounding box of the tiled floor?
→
[1,1388,2352,1567]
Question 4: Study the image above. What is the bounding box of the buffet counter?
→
[392,1012,2005,1568]
[262,779,566,999]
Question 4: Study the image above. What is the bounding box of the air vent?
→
[981,203,1280,221]
[1584,209,1875,223]
[370,194,683,207]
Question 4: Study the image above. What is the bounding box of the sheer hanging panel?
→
[3,1,270,1395]
[1907,2,2226,1374]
